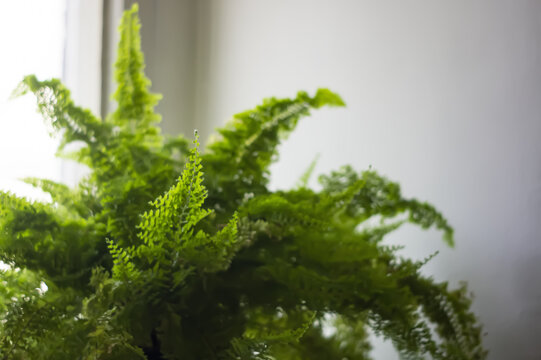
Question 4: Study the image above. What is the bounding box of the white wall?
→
[62,0,104,187]
[190,1,541,358]
[0,0,65,200]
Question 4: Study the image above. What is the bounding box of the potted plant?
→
[0,4,485,359]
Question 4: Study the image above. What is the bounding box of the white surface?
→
[0,0,65,200]
[190,1,541,358]
[62,0,103,186]
[63,0,102,114]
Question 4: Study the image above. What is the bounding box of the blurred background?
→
[1,0,540,358]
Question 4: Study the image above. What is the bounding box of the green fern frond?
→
[13,75,110,161]
[107,240,141,284]
[138,133,210,250]
[203,89,345,210]
[110,3,161,139]
[320,166,454,246]
[296,154,320,189]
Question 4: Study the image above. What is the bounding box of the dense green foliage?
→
[0,4,486,359]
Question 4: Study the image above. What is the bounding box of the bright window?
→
[0,0,66,201]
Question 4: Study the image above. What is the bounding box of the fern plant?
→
[0,4,486,359]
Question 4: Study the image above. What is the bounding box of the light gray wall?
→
[62,0,104,186]
[191,1,541,359]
